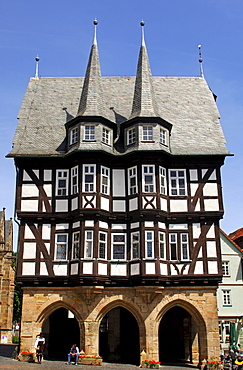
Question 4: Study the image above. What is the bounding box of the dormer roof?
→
[130,22,159,120]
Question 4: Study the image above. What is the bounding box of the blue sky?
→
[0,0,242,247]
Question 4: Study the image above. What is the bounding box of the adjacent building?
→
[0,208,15,344]
[217,230,243,351]
[7,22,230,364]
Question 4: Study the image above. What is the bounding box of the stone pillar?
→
[83,320,99,355]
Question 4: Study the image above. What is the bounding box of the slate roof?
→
[8,74,229,157]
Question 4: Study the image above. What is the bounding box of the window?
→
[72,232,80,259]
[181,233,189,260]
[127,127,136,145]
[71,166,78,195]
[159,166,167,195]
[112,233,126,260]
[56,170,68,196]
[55,233,68,260]
[222,261,230,276]
[100,166,110,195]
[160,128,166,145]
[169,233,177,260]
[142,165,155,193]
[223,321,230,343]
[84,125,95,141]
[169,169,187,196]
[128,166,137,195]
[222,290,231,306]
[131,232,139,259]
[70,127,78,145]
[98,231,107,259]
[142,126,153,141]
[83,165,96,192]
[102,127,110,145]
[84,231,93,258]
[159,232,165,259]
[145,231,154,258]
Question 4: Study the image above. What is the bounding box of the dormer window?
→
[102,127,110,145]
[160,128,167,145]
[127,127,136,145]
[84,124,95,141]
[142,126,153,141]
[70,127,78,145]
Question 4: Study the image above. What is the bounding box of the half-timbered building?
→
[7,22,230,365]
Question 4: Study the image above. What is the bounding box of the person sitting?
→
[67,344,79,365]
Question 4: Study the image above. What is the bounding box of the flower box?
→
[18,352,35,362]
[78,356,102,365]
[140,360,161,368]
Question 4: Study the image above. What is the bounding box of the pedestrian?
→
[235,355,243,370]
[34,333,45,364]
[67,344,80,365]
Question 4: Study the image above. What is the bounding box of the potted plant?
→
[207,361,223,370]
[141,360,161,368]
[18,351,35,362]
[78,355,103,365]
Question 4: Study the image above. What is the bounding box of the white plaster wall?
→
[22,184,39,197]
[169,224,187,230]
[83,262,93,274]
[71,264,79,275]
[21,200,38,211]
[98,263,108,275]
[44,170,52,181]
[160,197,167,211]
[22,262,35,275]
[204,199,219,211]
[192,223,201,239]
[54,264,67,275]
[43,184,52,197]
[130,263,140,275]
[170,199,187,212]
[160,263,167,275]
[101,196,110,211]
[71,197,78,210]
[194,261,204,274]
[113,200,126,212]
[189,169,198,181]
[145,262,156,275]
[55,199,68,212]
[203,183,218,197]
[206,241,217,257]
[129,197,138,211]
[40,263,48,275]
[42,224,51,239]
[110,264,127,276]
[208,261,218,274]
[23,242,36,259]
[24,225,35,239]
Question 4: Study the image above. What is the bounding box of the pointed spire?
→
[77,19,106,118]
[198,44,204,78]
[130,21,159,119]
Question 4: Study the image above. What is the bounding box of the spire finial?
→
[34,55,40,80]
[93,19,98,46]
[140,20,145,47]
[198,44,204,78]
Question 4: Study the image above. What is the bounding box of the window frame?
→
[222,261,230,277]
[142,165,156,193]
[55,233,68,260]
[84,230,93,259]
[159,231,166,260]
[102,127,111,145]
[70,126,79,145]
[222,290,231,306]
[111,233,126,261]
[160,128,167,145]
[145,230,154,259]
[127,127,136,145]
[128,166,138,195]
[100,166,110,195]
[169,169,187,196]
[98,231,107,259]
[159,166,167,195]
[131,231,140,260]
[142,125,153,141]
[71,166,78,195]
[181,233,189,260]
[84,124,95,141]
[169,233,178,260]
[56,170,69,196]
[82,165,96,193]
[72,231,80,260]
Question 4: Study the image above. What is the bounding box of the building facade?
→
[217,230,243,351]
[0,208,15,344]
[8,23,230,364]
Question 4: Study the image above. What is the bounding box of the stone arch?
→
[96,298,144,364]
[36,300,84,360]
[156,298,207,364]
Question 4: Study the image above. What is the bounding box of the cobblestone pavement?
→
[0,356,198,370]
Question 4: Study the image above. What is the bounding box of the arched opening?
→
[42,307,80,360]
[99,306,140,365]
[159,306,193,363]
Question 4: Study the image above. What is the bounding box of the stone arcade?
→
[7,21,230,365]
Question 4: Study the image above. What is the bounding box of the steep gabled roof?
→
[220,229,243,254]
[130,22,159,119]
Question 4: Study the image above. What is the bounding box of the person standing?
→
[67,344,79,365]
[34,333,45,364]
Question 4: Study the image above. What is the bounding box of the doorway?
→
[43,307,80,360]
[159,306,192,363]
[99,306,140,365]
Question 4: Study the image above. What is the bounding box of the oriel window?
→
[56,170,68,196]
[84,125,95,141]
[55,233,68,260]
